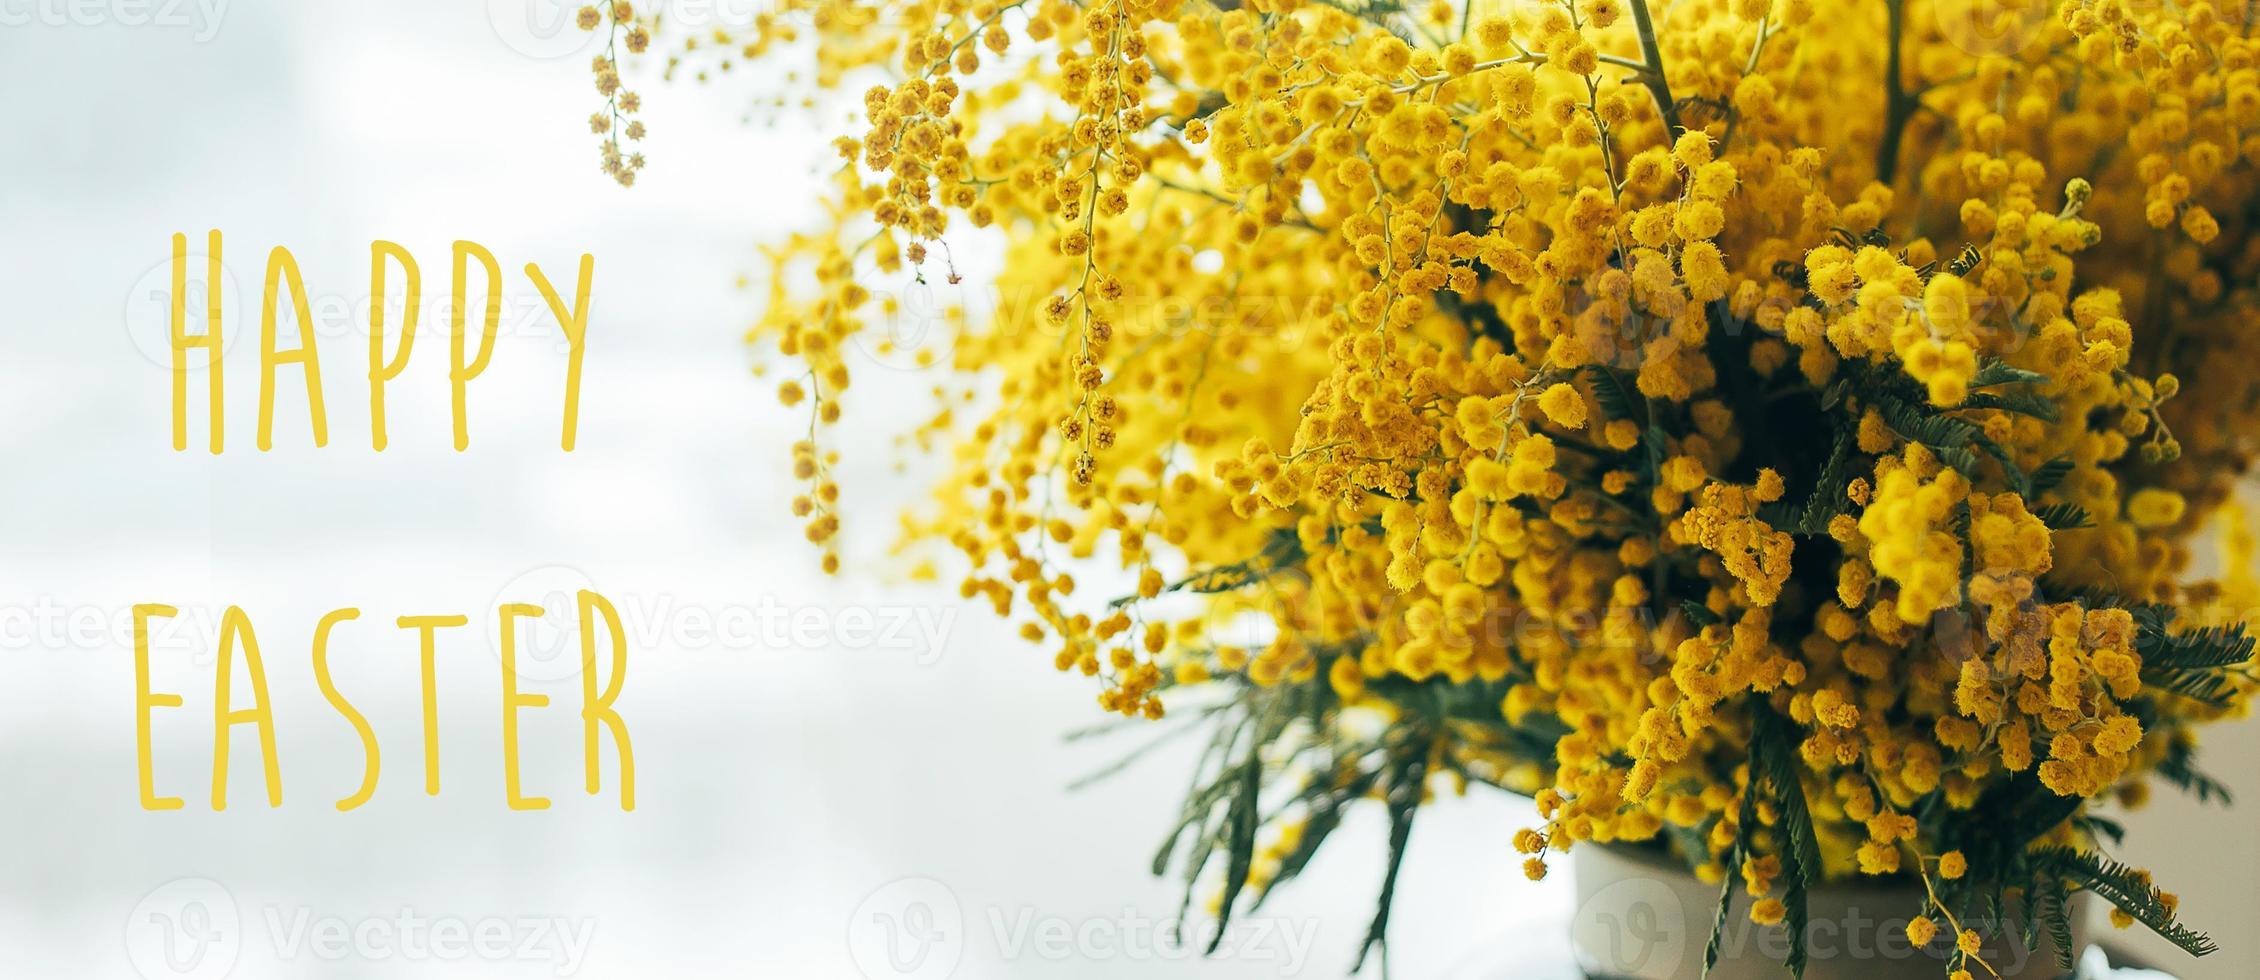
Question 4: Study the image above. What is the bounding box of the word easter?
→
[130,593,634,812]
[166,231,594,452]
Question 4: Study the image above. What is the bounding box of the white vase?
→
[1569,843,2087,980]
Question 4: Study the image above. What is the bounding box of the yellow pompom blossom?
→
[622,0,2260,970]
[1907,915,1939,948]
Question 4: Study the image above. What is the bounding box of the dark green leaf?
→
[1351,746,1426,976]
[1957,389,2060,422]
[2030,847,2216,958]
[1795,425,1858,535]
[2026,456,2075,494]
[1583,364,1641,422]
[1970,361,2048,389]
[2033,503,2092,530]
[2155,739,2234,805]
[1753,706,1821,977]
[1206,750,1264,954]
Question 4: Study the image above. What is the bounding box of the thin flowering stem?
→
[1876,0,1919,184]
[1628,0,1681,133]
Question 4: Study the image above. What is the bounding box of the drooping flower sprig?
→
[575,2,652,186]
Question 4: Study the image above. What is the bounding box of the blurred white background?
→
[0,2,2250,978]
[0,2,1572,977]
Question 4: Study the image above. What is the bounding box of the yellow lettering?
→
[132,603,185,811]
[449,241,502,450]
[312,608,380,811]
[368,241,420,450]
[257,246,329,450]
[212,606,283,810]
[576,590,633,810]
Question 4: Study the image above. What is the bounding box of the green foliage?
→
[1583,364,1643,422]
[1969,360,2049,389]
[1726,705,1824,978]
[1210,738,1263,954]
[2029,847,2217,958]
[2154,738,2234,806]
[2028,874,2078,971]
[1350,741,1426,977]
[2026,456,2075,494]
[2069,597,2260,707]
[2130,605,2257,671]
[2031,502,2093,530]
[1113,524,1304,607]
[1956,388,2060,423]
[1706,756,1764,975]
[1127,671,1546,978]
[1853,359,2062,490]
[1792,423,1859,535]
[1870,389,1980,454]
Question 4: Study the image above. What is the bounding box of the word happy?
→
[164,231,593,452]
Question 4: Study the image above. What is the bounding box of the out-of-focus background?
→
[0,2,2249,978]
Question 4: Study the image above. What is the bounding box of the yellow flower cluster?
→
[641,0,2260,968]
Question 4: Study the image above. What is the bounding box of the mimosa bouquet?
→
[579,0,2260,974]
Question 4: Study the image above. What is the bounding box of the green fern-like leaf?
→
[2026,456,2075,494]
[2032,875,2078,971]
[2148,669,2238,707]
[1753,706,1822,977]
[2155,739,2234,805]
[1351,743,1426,976]
[1117,526,1304,607]
[2101,601,2259,707]
[1583,364,1642,422]
[2033,502,2093,529]
[1207,744,1263,953]
[1795,426,1859,535]
[2138,620,2256,672]
[1957,389,2061,422]
[1970,360,2049,388]
[1707,785,1763,975]
[1872,391,1980,450]
[2030,847,2217,958]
